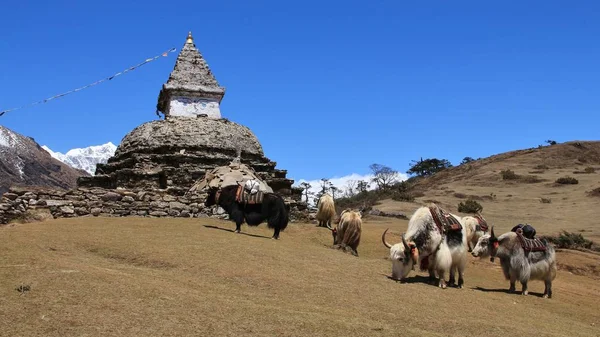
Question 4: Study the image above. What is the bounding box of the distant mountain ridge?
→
[42,142,117,175]
[0,125,88,195]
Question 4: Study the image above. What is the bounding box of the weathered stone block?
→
[45,200,72,207]
[75,208,90,216]
[65,195,85,201]
[101,192,122,202]
[122,196,135,203]
[149,211,168,217]
[22,192,37,200]
[3,193,18,201]
[169,201,188,211]
[91,208,102,216]
[163,194,177,202]
[60,206,75,214]
[70,201,85,208]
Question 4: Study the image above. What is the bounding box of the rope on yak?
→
[0,47,177,117]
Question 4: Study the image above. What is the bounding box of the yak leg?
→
[427,263,437,285]
[543,279,552,299]
[229,206,245,233]
[448,267,456,286]
[271,226,281,240]
[437,269,447,289]
[509,273,517,293]
[521,280,529,296]
[457,264,465,289]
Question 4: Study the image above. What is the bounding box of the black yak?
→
[204,184,289,239]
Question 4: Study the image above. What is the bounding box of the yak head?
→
[471,226,500,261]
[204,187,219,207]
[381,229,418,281]
[326,222,339,244]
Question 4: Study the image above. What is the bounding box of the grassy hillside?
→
[371,140,600,242]
[1,217,599,337]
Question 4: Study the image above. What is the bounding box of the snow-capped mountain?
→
[42,142,117,175]
[0,125,87,195]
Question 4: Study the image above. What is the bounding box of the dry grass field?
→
[1,140,600,336]
[1,216,599,337]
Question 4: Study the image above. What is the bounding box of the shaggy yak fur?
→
[471,226,557,298]
[327,209,362,256]
[316,193,336,228]
[382,205,468,289]
[204,185,289,239]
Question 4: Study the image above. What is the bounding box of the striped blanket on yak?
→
[515,228,547,252]
[474,214,489,232]
[235,185,265,205]
[429,204,462,233]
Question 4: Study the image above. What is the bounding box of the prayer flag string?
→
[0,47,177,117]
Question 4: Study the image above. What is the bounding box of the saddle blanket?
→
[429,204,462,233]
[515,228,547,252]
[236,185,264,204]
[474,214,489,232]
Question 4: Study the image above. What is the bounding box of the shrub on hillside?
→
[391,191,414,202]
[587,187,600,197]
[540,197,552,204]
[534,164,549,170]
[500,169,543,183]
[540,231,597,251]
[555,176,578,185]
[585,167,595,173]
[500,169,519,180]
[457,199,483,213]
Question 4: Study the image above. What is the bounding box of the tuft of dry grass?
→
[8,208,54,224]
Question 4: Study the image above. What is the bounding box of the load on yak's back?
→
[187,161,273,195]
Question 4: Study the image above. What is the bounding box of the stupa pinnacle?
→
[156,31,225,119]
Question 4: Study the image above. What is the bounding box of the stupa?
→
[78,32,302,203]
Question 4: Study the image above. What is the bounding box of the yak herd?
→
[205,184,558,299]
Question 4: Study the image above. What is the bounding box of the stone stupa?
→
[78,32,302,203]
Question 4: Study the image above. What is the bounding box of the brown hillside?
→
[0,125,88,195]
[375,141,600,241]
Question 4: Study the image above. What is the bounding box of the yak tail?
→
[265,193,289,231]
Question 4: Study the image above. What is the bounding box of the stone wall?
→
[0,186,306,225]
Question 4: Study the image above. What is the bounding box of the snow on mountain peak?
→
[0,126,23,149]
[42,142,117,175]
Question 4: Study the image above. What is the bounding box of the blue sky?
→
[1,1,599,185]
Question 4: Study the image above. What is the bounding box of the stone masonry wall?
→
[0,187,307,225]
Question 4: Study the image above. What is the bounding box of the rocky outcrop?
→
[0,125,89,195]
[77,117,303,202]
[0,186,306,225]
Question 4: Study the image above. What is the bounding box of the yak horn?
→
[491,225,496,239]
[381,228,393,248]
[401,233,410,251]
[326,222,333,231]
